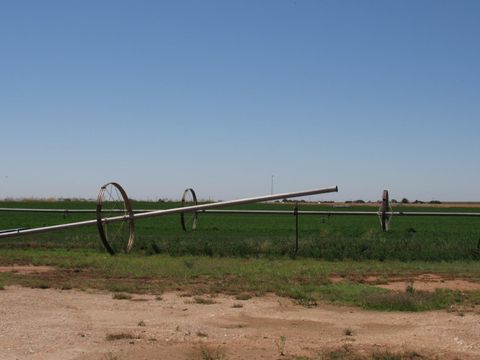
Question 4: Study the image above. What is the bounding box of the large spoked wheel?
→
[96,182,135,255]
[180,188,198,232]
[378,189,392,231]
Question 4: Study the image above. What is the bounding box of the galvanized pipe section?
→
[0,186,338,239]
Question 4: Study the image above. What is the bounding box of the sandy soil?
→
[0,265,55,275]
[1,284,480,360]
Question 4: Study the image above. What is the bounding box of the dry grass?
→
[193,344,228,360]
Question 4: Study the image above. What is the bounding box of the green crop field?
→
[1,200,479,261]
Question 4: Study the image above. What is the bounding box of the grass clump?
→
[235,293,252,301]
[112,292,132,300]
[194,297,216,305]
[105,333,137,341]
[319,345,424,359]
[32,283,50,289]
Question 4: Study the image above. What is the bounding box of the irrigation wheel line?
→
[96,182,135,255]
[0,184,338,256]
[180,188,198,231]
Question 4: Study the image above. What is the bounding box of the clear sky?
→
[1,0,479,202]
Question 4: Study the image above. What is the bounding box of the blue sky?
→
[1,0,479,201]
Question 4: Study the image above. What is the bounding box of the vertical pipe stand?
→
[293,202,299,257]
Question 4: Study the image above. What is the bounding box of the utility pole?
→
[271,175,274,195]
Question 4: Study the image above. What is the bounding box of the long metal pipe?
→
[0,208,99,213]
[0,186,338,239]
[0,208,125,213]
[202,210,480,216]
[391,211,480,217]
[2,208,480,217]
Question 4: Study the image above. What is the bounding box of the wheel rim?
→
[180,188,198,231]
[96,182,135,254]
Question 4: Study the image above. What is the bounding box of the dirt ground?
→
[1,281,480,360]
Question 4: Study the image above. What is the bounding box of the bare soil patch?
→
[330,273,480,292]
[0,264,55,275]
[378,273,480,292]
[0,286,479,359]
